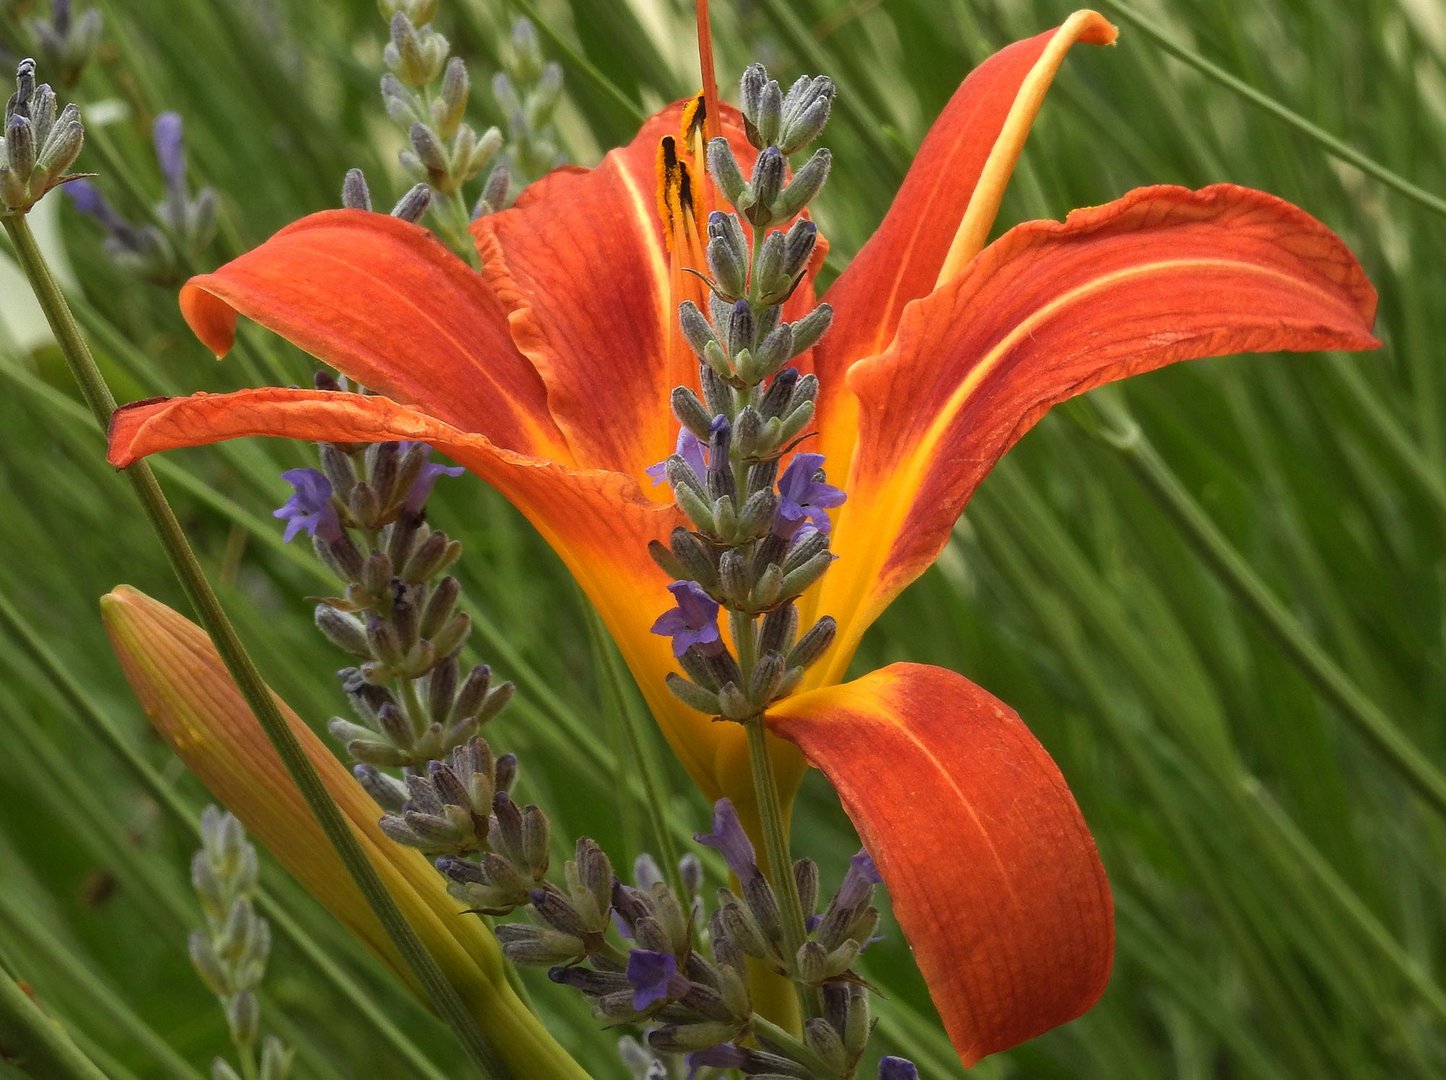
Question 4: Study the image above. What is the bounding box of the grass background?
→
[0,0,1442,1077]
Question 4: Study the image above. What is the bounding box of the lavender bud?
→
[666,673,722,715]
[747,146,785,226]
[706,138,749,209]
[391,182,432,222]
[774,147,831,220]
[314,605,372,657]
[787,616,836,670]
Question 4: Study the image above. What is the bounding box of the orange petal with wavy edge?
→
[179,210,571,463]
[105,386,796,824]
[811,185,1379,680]
[812,11,1117,479]
[768,663,1113,1066]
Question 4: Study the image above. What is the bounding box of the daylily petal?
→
[100,586,588,1078]
[474,103,710,480]
[767,663,1113,1066]
[474,101,819,484]
[105,386,798,835]
[179,209,571,462]
[814,184,1380,679]
[813,11,1118,477]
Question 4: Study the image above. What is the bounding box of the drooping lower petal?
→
[815,184,1380,679]
[812,11,1118,480]
[100,586,588,1078]
[179,209,571,463]
[767,663,1113,1066]
[106,386,797,832]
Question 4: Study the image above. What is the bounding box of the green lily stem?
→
[743,712,815,1015]
[1,212,509,1078]
[1079,394,1446,820]
[585,607,685,897]
[0,966,109,1080]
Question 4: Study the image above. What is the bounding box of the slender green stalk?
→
[0,965,109,1080]
[1079,394,1446,819]
[584,607,684,892]
[1,212,508,1078]
[743,715,811,1005]
[1099,0,1446,219]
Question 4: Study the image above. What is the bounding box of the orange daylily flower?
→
[106,10,1378,1063]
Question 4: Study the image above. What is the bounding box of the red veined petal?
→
[812,11,1117,479]
[768,662,1113,1066]
[811,184,1379,679]
[106,387,798,830]
[179,210,571,463]
[473,101,764,483]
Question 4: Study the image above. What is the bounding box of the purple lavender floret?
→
[774,452,846,538]
[651,581,723,657]
[694,798,759,884]
[646,427,708,485]
[397,441,465,512]
[837,849,882,910]
[274,468,342,542]
[625,949,688,1010]
[152,111,186,193]
[878,1056,919,1080]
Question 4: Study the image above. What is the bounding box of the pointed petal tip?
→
[179,275,239,358]
[769,663,1113,1065]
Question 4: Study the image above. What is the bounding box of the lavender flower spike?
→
[694,798,759,883]
[273,468,342,542]
[650,581,722,657]
[625,949,689,1011]
[775,452,846,538]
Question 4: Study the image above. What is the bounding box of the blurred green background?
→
[0,0,1442,1077]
